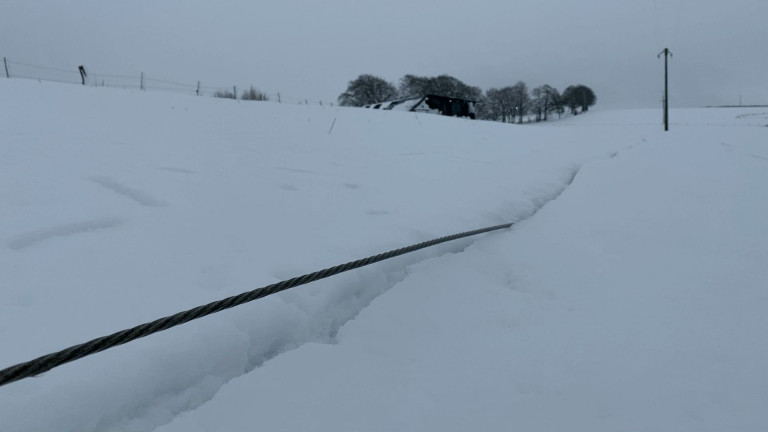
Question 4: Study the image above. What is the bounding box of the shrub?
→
[241,86,269,101]
[214,89,236,99]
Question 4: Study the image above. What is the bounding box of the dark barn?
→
[365,94,477,119]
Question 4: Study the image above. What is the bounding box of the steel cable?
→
[0,222,513,388]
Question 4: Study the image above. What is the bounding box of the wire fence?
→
[1,56,335,106]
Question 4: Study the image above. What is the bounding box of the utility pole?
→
[658,48,672,131]
[3,57,9,78]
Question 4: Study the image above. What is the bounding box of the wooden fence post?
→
[78,65,87,85]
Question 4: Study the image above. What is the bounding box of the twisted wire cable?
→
[0,223,513,388]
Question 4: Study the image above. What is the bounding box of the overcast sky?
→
[2,0,766,108]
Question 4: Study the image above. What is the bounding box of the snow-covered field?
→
[1,79,767,431]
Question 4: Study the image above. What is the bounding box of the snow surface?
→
[1,80,767,431]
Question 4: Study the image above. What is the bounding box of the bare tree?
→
[338,74,397,107]
[482,88,505,122]
[531,85,561,121]
[509,81,529,123]
[483,87,517,122]
[398,74,431,97]
[562,85,596,114]
[398,74,482,101]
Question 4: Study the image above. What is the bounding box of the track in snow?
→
[107,165,584,432]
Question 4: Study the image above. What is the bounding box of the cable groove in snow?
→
[0,165,584,391]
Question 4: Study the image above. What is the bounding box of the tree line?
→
[338,74,596,122]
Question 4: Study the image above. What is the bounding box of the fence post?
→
[233,86,237,100]
[78,65,87,85]
[3,57,9,78]
[140,72,145,90]
[196,81,200,96]
[277,92,281,103]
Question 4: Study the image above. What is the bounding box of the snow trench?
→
[5,164,583,432]
[98,165,584,432]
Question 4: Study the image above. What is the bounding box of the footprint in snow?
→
[7,217,124,251]
[91,176,164,207]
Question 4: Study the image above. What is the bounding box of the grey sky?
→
[2,0,766,108]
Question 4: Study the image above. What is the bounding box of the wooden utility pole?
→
[658,48,672,131]
[3,57,9,78]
